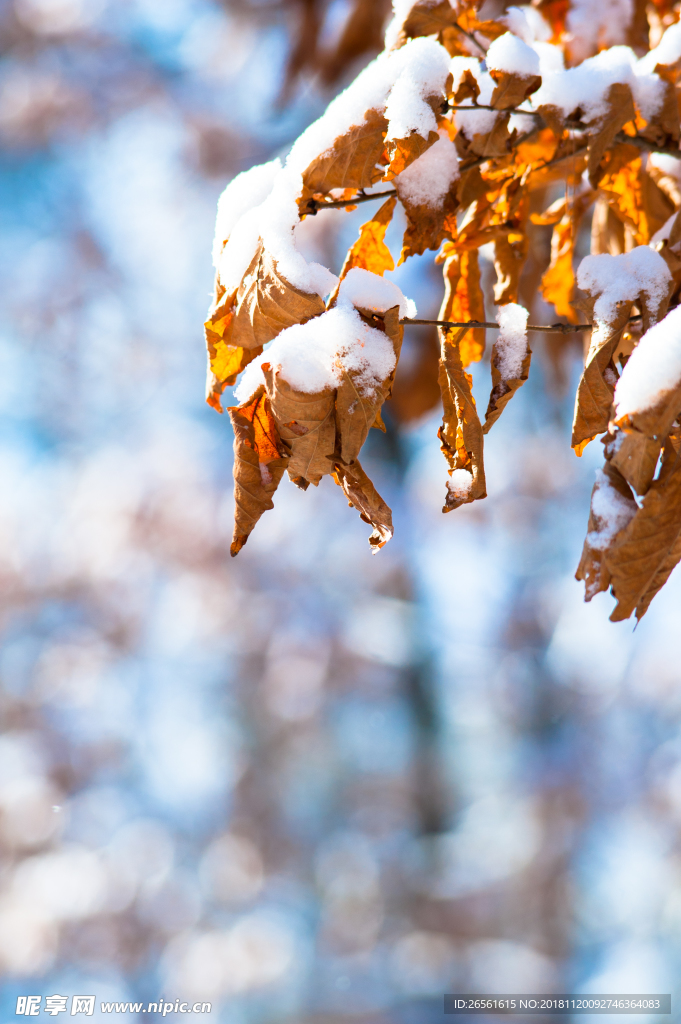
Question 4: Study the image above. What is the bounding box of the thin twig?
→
[449,103,543,119]
[452,20,488,55]
[615,131,681,159]
[401,316,643,334]
[306,189,397,214]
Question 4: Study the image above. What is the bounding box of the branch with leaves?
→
[206,0,681,622]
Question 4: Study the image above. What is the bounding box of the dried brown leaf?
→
[221,242,326,353]
[335,307,403,463]
[438,326,487,510]
[575,460,638,600]
[572,257,673,451]
[263,365,336,487]
[489,70,541,110]
[493,234,527,304]
[333,459,394,550]
[228,386,290,556]
[483,330,532,432]
[302,107,388,197]
[397,171,458,262]
[606,445,681,620]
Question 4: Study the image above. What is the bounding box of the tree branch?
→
[449,104,543,119]
[305,189,397,214]
[401,316,644,334]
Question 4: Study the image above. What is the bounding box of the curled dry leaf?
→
[438,326,486,510]
[228,386,290,556]
[606,443,681,620]
[455,111,512,159]
[483,332,532,433]
[397,0,459,44]
[396,159,459,261]
[218,241,326,353]
[608,325,681,495]
[333,459,394,551]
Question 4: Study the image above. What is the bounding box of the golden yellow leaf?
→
[438,247,486,367]
[538,189,596,322]
[339,196,396,280]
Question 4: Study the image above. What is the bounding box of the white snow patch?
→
[495,303,529,379]
[638,21,681,74]
[287,36,450,174]
[384,37,451,142]
[485,32,540,77]
[212,158,282,266]
[577,247,671,335]
[614,305,681,418]
[587,469,636,550]
[394,128,459,207]
[384,0,420,49]
[566,0,634,64]
[533,45,665,124]
[451,61,499,136]
[235,303,397,401]
[502,6,551,44]
[339,267,416,319]
[447,469,473,500]
[216,165,338,298]
[531,41,565,75]
[235,269,414,400]
[648,152,681,180]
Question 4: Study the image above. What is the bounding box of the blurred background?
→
[1,0,681,1020]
